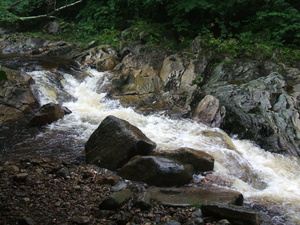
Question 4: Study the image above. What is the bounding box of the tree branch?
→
[19,14,56,21]
[53,0,82,13]
[18,0,82,21]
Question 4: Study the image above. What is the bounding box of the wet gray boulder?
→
[118,155,193,186]
[85,115,156,170]
[151,147,214,173]
[29,102,71,125]
[201,204,261,225]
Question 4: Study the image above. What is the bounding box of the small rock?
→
[111,181,127,192]
[192,209,202,218]
[96,175,119,185]
[13,173,28,182]
[114,212,133,225]
[15,191,27,197]
[31,158,43,165]
[7,165,20,173]
[159,221,181,225]
[99,188,134,210]
[18,216,36,225]
[216,219,231,225]
[56,168,70,178]
[95,210,115,219]
[183,217,204,225]
[73,216,90,224]
[134,192,152,210]
[74,185,81,190]
[82,170,94,179]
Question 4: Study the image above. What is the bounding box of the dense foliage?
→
[0,0,299,52]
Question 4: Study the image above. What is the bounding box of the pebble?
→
[15,191,27,197]
[13,172,28,182]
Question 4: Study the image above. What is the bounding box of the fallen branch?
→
[53,0,82,13]
[19,15,56,21]
[18,0,82,21]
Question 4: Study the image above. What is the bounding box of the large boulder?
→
[118,155,193,187]
[29,102,71,125]
[151,147,214,173]
[85,115,156,170]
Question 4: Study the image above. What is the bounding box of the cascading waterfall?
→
[19,68,300,224]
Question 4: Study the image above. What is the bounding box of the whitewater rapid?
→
[28,68,300,224]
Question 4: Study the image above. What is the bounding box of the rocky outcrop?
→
[29,102,71,125]
[151,147,214,173]
[201,61,300,155]
[79,46,120,71]
[0,66,39,125]
[118,155,193,186]
[104,39,300,156]
[85,115,157,170]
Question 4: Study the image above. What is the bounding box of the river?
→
[1,64,300,224]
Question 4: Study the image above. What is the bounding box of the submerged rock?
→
[85,115,156,170]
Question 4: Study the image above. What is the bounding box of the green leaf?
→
[0,70,8,81]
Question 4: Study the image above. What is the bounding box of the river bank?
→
[0,156,282,225]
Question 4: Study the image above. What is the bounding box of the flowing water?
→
[1,67,300,224]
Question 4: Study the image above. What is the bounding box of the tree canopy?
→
[0,0,299,48]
